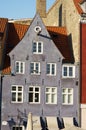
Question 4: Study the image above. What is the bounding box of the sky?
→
[0,0,56,19]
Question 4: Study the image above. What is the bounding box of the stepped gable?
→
[2,23,72,74]
[73,0,83,14]
[0,18,8,33]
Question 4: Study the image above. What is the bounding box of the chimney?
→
[36,0,46,18]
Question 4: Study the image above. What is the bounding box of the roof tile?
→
[0,18,8,33]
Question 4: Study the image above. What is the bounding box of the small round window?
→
[34,26,41,34]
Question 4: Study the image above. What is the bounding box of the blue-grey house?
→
[0,13,79,130]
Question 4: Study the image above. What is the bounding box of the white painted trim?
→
[80,104,86,108]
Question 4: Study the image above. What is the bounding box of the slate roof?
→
[2,22,73,74]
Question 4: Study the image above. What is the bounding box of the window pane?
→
[68,89,72,93]
[68,94,72,103]
[20,62,23,73]
[35,87,39,92]
[64,67,67,76]
[29,93,33,102]
[46,94,50,103]
[18,93,22,102]
[51,94,55,103]
[36,63,39,73]
[12,86,16,91]
[29,87,33,91]
[30,63,34,73]
[12,93,16,101]
[47,64,50,74]
[33,42,36,52]
[46,88,50,92]
[52,64,55,74]
[69,67,73,76]
[62,94,66,103]
[52,88,55,92]
[16,62,19,73]
[35,93,39,102]
[62,89,66,93]
[38,42,41,52]
[18,87,22,91]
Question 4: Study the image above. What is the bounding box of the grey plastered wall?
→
[1,14,79,130]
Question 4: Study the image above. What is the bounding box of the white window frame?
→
[62,88,73,105]
[46,63,56,76]
[28,86,40,104]
[11,85,23,103]
[32,41,43,54]
[62,64,75,78]
[30,62,40,75]
[45,87,57,104]
[15,61,25,74]
[12,125,24,130]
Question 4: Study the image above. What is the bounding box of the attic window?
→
[34,26,41,34]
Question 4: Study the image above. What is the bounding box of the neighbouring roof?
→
[73,0,83,14]
[0,18,8,33]
[47,0,83,15]
[2,23,73,74]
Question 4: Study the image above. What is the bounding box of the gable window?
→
[46,63,56,76]
[12,126,24,130]
[33,41,43,54]
[28,86,40,103]
[45,87,57,104]
[62,88,73,105]
[62,65,75,78]
[30,62,40,75]
[15,61,25,74]
[11,85,23,103]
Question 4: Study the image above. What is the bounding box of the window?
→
[28,86,40,103]
[11,85,23,103]
[62,88,73,105]
[30,62,40,75]
[62,65,75,78]
[34,26,42,34]
[12,126,24,130]
[46,63,56,76]
[33,41,43,54]
[45,87,57,104]
[15,61,25,74]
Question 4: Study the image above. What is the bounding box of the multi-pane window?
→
[45,87,57,104]
[12,126,24,130]
[30,62,40,75]
[46,63,56,76]
[15,61,25,74]
[28,86,40,103]
[62,65,75,78]
[62,88,73,105]
[33,41,43,54]
[11,85,23,103]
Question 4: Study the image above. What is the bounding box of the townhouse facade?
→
[0,0,86,130]
[0,13,80,130]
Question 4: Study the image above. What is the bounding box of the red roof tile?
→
[47,26,72,62]
[0,18,8,33]
[2,23,73,74]
[73,0,83,14]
